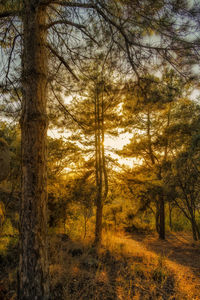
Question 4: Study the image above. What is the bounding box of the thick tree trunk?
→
[18,2,49,299]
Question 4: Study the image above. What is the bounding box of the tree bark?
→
[155,200,160,235]
[190,215,200,241]
[159,193,165,239]
[18,1,49,299]
[168,202,173,230]
[101,94,108,202]
[146,108,166,239]
[94,90,103,246]
[95,194,103,246]
[191,219,198,241]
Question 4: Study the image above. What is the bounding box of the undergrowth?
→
[49,232,185,300]
[0,231,194,299]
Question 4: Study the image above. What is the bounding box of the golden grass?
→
[0,230,199,299]
[49,231,192,299]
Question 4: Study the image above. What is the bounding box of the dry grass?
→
[49,231,190,300]
[0,231,199,299]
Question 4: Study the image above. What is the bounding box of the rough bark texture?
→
[18,1,49,299]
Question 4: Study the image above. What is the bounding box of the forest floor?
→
[112,231,200,299]
[0,231,200,299]
[49,230,200,300]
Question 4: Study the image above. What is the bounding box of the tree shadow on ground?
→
[50,233,178,300]
[0,232,188,300]
[127,231,200,278]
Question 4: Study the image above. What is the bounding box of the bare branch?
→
[0,10,19,18]
[41,1,95,9]
[47,44,79,81]
[46,20,85,30]
[50,83,86,129]
[6,34,21,81]
[46,19,99,45]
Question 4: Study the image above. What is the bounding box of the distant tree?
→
[65,62,122,246]
[119,70,187,239]
[163,102,200,240]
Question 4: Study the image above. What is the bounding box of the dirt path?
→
[118,232,200,299]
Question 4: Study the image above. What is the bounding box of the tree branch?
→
[42,1,95,9]
[0,10,19,18]
[46,20,85,30]
[50,83,86,130]
[47,44,79,81]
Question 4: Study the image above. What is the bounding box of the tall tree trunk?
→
[159,193,165,239]
[101,93,108,201]
[18,2,49,299]
[147,107,165,239]
[168,202,173,230]
[94,85,109,246]
[94,91,103,246]
[147,107,155,165]
[95,192,103,246]
[155,199,160,234]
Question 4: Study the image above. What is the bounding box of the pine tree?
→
[119,70,186,239]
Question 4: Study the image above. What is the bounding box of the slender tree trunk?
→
[94,85,109,246]
[94,96,99,195]
[18,2,49,299]
[95,194,103,246]
[155,200,160,235]
[168,202,173,230]
[191,219,198,241]
[94,91,103,246]
[101,95,108,201]
[146,108,165,239]
[195,223,200,240]
[147,107,155,165]
[83,214,87,239]
[190,212,200,241]
[159,193,165,239]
